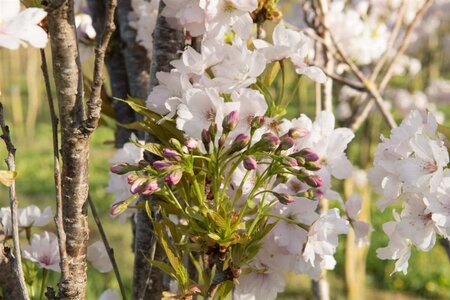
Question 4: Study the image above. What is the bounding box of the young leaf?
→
[0,170,17,187]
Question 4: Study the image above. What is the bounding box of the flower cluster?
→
[369,110,450,274]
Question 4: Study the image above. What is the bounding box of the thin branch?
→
[0,103,29,300]
[40,48,69,280]
[87,194,127,300]
[320,69,365,92]
[83,0,118,133]
[326,24,397,129]
[348,0,433,131]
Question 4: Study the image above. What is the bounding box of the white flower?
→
[129,0,159,59]
[376,219,411,275]
[0,0,48,49]
[345,194,371,247]
[272,197,319,254]
[87,241,113,273]
[0,205,52,237]
[162,0,206,37]
[22,231,60,272]
[233,259,285,300]
[98,289,119,300]
[303,209,349,268]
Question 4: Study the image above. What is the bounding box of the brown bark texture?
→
[132,1,184,299]
[47,1,89,298]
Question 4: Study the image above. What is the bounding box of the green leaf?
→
[132,141,164,157]
[209,212,227,229]
[207,232,222,241]
[146,260,177,280]
[0,170,17,187]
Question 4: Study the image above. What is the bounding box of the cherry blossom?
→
[22,231,60,272]
[87,241,113,273]
[0,0,48,49]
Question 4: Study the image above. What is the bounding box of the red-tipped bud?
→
[243,155,257,170]
[304,161,321,171]
[185,138,198,150]
[222,110,239,133]
[152,160,173,171]
[274,192,295,205]
[251,116,265,130]
[230,133,250,153]
[288,127,309,139]
[304,175,323,188]
[164,169,183,186]
[141,180,160,195]
[253,132,280,152]
[163,148,181,161]
[278,136,295,151]
[110,200,129,216]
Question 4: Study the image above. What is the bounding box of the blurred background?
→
[1,0,450,299]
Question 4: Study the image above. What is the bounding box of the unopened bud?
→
[130,177,147,194]
[141,180,160,195]
[163,148,181,161]
[285,157,298,167]
[304,161,321,171]
[185,138,198,150]
[253,132,280,152]
[222,110,239,133]
[152,160,173,171]
[278,136,295,151]
[304,175,323,188]
[169,138,182,150]
[274,192,295,205]
[250,116,265,130]
[164,169,183,186]
[230,133,250,153]
[127,174,139,185]
[209,123,218,140]
[288,127,309,139]
[243,155,257,170]
[201,129,211,152]
[110,163,136,175]
[299,148,319,162]
[219,134,227,148]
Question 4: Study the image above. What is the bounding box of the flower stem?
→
[39,268,48,300]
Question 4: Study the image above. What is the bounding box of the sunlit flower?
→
[22,231,60,272]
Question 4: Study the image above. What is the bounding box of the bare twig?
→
[40,48,69,280]
[348,0,433,131]
[326,25,397,129]
[0,103,29,299]
[83,0,118,133]
[87,194,127,300]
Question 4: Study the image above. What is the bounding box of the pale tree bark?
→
[132,1,183,299]
[45,0,116,298]
[0,225,26,299]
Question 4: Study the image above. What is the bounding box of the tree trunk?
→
[132,1,184,299]
[47,1,89,298]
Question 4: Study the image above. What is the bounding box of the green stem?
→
[39,268,48,300]
[278,60,286,109]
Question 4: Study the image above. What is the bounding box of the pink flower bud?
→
[243,155,257,170]
[299,148,319,162]
[127,174,139,185]
[163,148,181,161]
[141,180,160,195]
[164,169,183,186]
[152,160,173,171]
[110,163,139,175]
[110,200,129,216]
[209,123,218,140]
[185,138,198,150]
[222,110,239,133]
[230,133,250,153]
[304,175,323,188]
[130,177,147,194]
[285,157,298,167]
[274,192,295,205]
[253,132,280,152]
[288,127,309,139]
